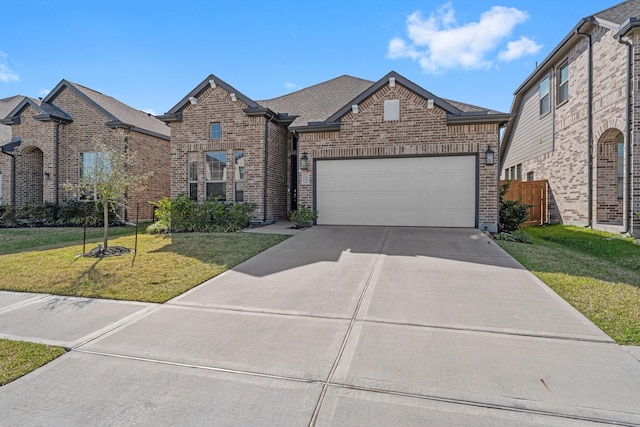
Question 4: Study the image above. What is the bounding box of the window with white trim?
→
[558,62,569,104]
[205,151,227,200]
[539,76,550,116]
[234,150,245,202]
[516,164,522,181]
[188,152,198,200]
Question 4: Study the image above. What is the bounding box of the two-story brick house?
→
[160,71,511,232]
[501,0,640,236]
[0,80,171,221]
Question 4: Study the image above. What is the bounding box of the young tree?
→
[69,134,152,250]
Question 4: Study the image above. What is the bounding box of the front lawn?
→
[0,339,65,386]
[0,226,289,303]
[498,225,640,345]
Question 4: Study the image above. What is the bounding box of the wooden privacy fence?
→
[500,180,548,226]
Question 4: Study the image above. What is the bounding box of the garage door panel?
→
[316,156,476,227]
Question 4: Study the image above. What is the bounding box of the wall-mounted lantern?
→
[300,153,309,170]
[485,146,495,165]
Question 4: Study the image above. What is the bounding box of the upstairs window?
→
[558,62,569,104]
[210,123,222,140]
[539,76,550,116]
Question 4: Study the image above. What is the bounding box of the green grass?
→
[0,339,65,386]
[498,225,640,345]
[0,226,289,303]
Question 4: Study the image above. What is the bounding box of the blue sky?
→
[0,1,618,115]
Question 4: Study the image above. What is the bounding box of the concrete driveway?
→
[1,226,639,426]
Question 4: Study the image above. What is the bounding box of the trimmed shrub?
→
[290,205,319,228]
[499,181,531,233]
[0,200,119,228]
[147,194,255,233]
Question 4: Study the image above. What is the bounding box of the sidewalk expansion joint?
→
[164,301,351,322]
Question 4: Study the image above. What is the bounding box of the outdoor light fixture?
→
[485,146,495,165]
[188,96,198,105]
[44,172,50,180]
[209,79,216,88]
[300,153,309,170]
[351,104,359,114]
[230,93,237,102]
[427,99,435,109]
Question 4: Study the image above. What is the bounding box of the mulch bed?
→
[83,245,132,258]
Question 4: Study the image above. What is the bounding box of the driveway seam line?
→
[357,318,616,344]
[325,383,640,427]
[72,348,640,427]
[308,227,391,426]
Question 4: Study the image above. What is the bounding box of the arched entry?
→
[596,129,624,226]
[17,146,44,205]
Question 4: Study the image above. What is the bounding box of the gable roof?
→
[321,71,510,129]
[258,75,374,127]
[0,95,23,143]
[161,71,510,133]
[595,0,640,27]
[0,97,73,126]
[501,0,640,166]
[43,80,170,140]
[158,74,296,126]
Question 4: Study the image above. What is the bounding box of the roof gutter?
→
[575,24,593,228]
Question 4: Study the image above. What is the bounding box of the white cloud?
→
[498,36,542,61]
[142,108,157,115]
[285,82,298,91]
[0,51,19,83]
[38,89,50,98]
[388,3,536,73]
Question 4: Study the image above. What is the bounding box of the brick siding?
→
[4,87,170,221]
[297,84,500,231]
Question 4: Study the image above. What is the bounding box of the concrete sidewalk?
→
[1,226,639,426]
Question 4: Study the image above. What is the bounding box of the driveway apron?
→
[0,226,639,426]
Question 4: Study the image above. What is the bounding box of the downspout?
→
[617,35,633,234]
[576,27,593,228]
[263,116,270,223]
[0,147,16,206]
[55,122,60,205]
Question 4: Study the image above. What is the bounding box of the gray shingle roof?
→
[258,75,374,127]
[70,82,170,139]
[595,0,640,26]
[44,81,170,139]
[0,95,24,143]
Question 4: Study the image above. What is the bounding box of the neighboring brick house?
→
[161,71,511,232]
[501,0,640,236]
[0,80,171,221]
[0,95,23,204]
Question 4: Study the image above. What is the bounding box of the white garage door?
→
[315,156,476,227]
